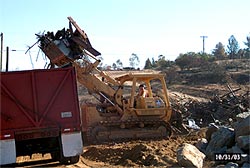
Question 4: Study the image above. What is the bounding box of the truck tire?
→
[51,152,60,161]
[70,155,80,164]
[59,155,80,164]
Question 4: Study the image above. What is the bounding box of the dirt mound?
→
[81,133,204,167]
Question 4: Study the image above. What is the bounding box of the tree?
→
[243,34,250,58]
[175,53,194,70]
[144,58,152,69]
[157,55,167,68]
[155,54,174,69]
[158,54,165,60]
[227,35,239,59]
[212,42,226,60]
[244,34,250,48]
[129,53,140,68]
[237,49,244,59]
[175,52,211,70]
[112,63,117,70]
[116,59,123,69]
[151,58,157,68]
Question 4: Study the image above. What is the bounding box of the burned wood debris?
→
[34,17,101,67]
[170,84,250,131]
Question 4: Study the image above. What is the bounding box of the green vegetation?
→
[142,34,250,85]
[108,34,249,85]
[146,34,250,70]
[110,34,249,69]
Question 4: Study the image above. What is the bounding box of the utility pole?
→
[0,33,3,71]
[6,46,9,72]
[200,35,208,54]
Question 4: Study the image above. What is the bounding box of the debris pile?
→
[197,116,249,167]
[175,115,249,168]
[170,85,249,131]
[34,17,100,68]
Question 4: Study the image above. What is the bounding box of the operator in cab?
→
[137,84,149,98]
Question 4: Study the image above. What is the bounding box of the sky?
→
[0,0,249,71]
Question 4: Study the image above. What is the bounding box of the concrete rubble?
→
[180,115,250,167]
[177,143,206,168]
[177,115,250,168]
[205,126,235,160]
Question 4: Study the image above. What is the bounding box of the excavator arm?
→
[37,17,124,112]
[67,16,101,57]
[74,62,123,106]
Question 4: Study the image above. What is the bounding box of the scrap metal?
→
[35,17,101,68]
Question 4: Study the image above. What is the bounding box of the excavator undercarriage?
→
[36,17,173,144]
[81,90,173,144]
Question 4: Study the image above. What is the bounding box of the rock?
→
[242,162,250,168]
[236,111,250,121]
[227,145,246,165]
[205,126,235,160]
[195,138,208,153]
[236,135,250,151]
[241,153,250,164]
[177,143,205,168]
[234,115,250,138]
[206,123,219,142]
[224,162,239,168]
[215,162,239,168]
[144,154,160,166]
[227,145,244,154]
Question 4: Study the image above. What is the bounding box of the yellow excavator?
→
[37,17,172,144]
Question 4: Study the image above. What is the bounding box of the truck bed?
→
[1,67,81,140]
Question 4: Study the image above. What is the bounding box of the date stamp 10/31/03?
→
[214,153,248,161]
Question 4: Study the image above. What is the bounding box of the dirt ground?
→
[78,131,209,168]
[15,129,209,168]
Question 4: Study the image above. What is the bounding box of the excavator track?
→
[85,120,172,144]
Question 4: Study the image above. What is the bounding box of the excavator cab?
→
[115,73,172,122]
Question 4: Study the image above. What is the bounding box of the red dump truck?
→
[0,67,83,165]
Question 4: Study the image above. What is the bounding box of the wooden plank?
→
[67,16,88,39]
